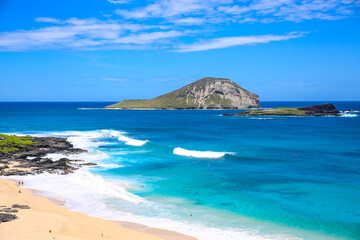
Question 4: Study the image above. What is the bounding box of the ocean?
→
[1,101,359,240]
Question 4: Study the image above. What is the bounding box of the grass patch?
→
[205,94,232,108]
[0,134,36,152]
[105,86,199,109]
[236,108,307,116]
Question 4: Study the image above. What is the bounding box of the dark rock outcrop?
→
[0,213,17,223]
[297,103,340,116]
[12,204,30,209]
[0,207,18,213]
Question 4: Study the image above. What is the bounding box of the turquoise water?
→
[1,102,359,239]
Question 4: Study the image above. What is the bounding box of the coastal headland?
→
[0,133,90,176]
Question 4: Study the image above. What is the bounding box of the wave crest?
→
[101,129,149,146]
[173,147,227,159]
[341,112,358,117]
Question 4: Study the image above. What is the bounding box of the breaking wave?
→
[100,129,149,146]
[173,147,229,159]
[340,111,358,117]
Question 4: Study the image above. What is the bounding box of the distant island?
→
[105,77,259,109]
[223,103,341,117]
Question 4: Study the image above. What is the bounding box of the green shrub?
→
[0,134,36,152]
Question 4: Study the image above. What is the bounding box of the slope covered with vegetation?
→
[0,134,36,152]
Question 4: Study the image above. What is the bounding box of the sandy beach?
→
[0,178,196,240]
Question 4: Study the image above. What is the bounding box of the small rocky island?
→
[223,103,341,117]
[0,134,93,176]
[105,77,259,109]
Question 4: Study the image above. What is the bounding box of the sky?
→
[0,0,359,101]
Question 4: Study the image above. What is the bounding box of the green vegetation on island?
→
[232,108,308,116]
[0,134,36,152]
[105,77,259,109]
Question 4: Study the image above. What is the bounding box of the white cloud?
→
[176,32,305,52]
[35,17,61,24]
[108,0,131,4]
[1,0,357,52]
[115,0,227,19]
[0,18,185,51]
[114,30,186,44]
[115,0,358,23]
[171,17,205,25]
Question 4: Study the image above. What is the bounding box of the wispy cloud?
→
[107,0,131,4]
[116,0,358,23]
[115,0,224,19]
[0,18,186,51]
[171,17,205,25]
[176,32,306,52]
[114,30,186,44]
[0,0,357,52]
[35,17,61,24]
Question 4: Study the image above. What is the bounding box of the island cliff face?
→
[105,77,259,109]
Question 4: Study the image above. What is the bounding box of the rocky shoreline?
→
[0,135,95,176]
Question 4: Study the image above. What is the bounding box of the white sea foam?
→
[25,129,150,168]
[100,129,126,138]
[5,129,302,240]
[8,171,296,240]
[341,112,358,117]
[3,129,307,239]
[98,129,148,146]
[96,163,123,169]
[173,147,227,159]
[9,170,143,204]
[125,139,148,146]
[341,113,358,117]
[117,135,148,146]
[47,131,114,165]
[46,151,109,162]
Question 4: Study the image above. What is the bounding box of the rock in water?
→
[105,77,259,109]
[297,103,340,116]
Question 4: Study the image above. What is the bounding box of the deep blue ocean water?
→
[1,101,359,240]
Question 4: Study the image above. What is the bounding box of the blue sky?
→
[0,0,359,101]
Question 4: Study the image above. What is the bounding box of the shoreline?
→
[0,133,196,240]
[0,178,196,240]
